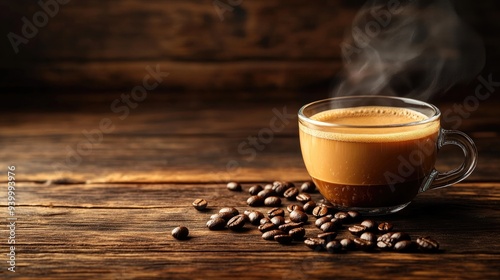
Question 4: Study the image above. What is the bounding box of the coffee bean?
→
[312,206,329,218]
[171,226,189,240]
[260,217,271,225]
[264,184,273,190]
[360,220,378,232]
[192,199,208,211]
[287,204,304,213]
[296,193,312,203]
[360,232,377,243]
[333,212,351,223]
[354,238,375,250]
[289,227,306,240]
[377,240,393,250]
[289,210,308,223]
[247,195,264,207]
[300,181,316,193]
[330,218,343,228]
[248,184,263,195]
[279,222,303,231]
[394,240,417,252]
[390,232,411,243]
[248,211,264,225]
[304,238,326,251]
[271,216,285,226]
[378,222,394,233]
[257,189,277,198]
[258,223,276,233]
[347,211,361,221]
[377,232,393,243]
[207,218,226,230]
[214,211,236,222]
[267,208,285,218]
[317,199,333,208]
[227,181,242,191]
[416,236,440,252]
[348,225,367,236]
[219,207,239,217]
[303,201,317,214]
[326,240,343,253]
[262,229,286,241]
[284,187,300,200]
[317,232,337,243]
[274,234,293,244]
[272,181,289,196]
[315,216,331,228]
[320,221,338,233]
[264,196,282,207]
[227,214,246,231]
[340,238,356,250]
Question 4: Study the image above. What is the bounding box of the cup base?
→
[329,202,412,216]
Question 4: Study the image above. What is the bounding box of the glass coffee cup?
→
[298,96,477,215]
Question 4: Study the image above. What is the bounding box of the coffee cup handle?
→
[421,129,478,192]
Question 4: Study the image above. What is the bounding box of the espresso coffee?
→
[299,106,439,208]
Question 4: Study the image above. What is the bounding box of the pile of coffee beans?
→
[173,181,440,254]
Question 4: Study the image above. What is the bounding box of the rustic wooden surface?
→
[0,92,499,279]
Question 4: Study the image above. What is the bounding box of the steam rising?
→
[334,0,485,100]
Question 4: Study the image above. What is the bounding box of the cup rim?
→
[298,95,441,129]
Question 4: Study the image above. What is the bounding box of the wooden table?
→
[1,92,499,279]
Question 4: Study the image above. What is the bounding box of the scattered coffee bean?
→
[279,222,304,232]
[296,193,312,203]
[354,238,375,250]
[271,216,285,226]
[326,240,343,253]
[304,238,326,251]
[257,189,276,198]
[227,214,246,231]
[348,225,367,236]
[207,218,226,230]
[315,216,332,228]
[227,181,242,191]
[248,184,263,195]
[287,204,304,213]
[377,240,393,250]
[289,227,306,240]
[416,236,440,252]
[390,232,411,243]
[248,211,264,225]
[303,201,317,214]
[284,187,300,200]
[171,226,189,240]
[317,199,333,207]
[247,195,264,207]
[340,238,356,250]
[267,208,285,218]
[285,181,295,188]
[219,207,239,217]
[347,211,361,221]
[300,181,316,193]
[334,212,350,223]
[330,218,343,228]
[258,222,276,233]
[312,206,329,218]
[264,196,282,207]
[264,184,273,190]
[260,217,271,225]
[360,220,378,232]
[360,232,377,243]
[272,181,289,196]
[192,199,208,211]
[394,240,417,252]
[378,222,394,233]
[214,211,236,222]
[289,210,308,223]
[274,234,293,244]
[320,221,338,233]
[262,229,286,241]
[317,232,337,243]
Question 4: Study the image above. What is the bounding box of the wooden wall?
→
[0,0,499,92]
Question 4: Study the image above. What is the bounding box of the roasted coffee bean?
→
[416,236,440,252]
[377,240,393,250]
[317,232,337,243]
[360,232,377,243]
[354,238,375,250]
[260,217,271,225]
[315,216,332,228]
[285,181,296,188]
[227,214,246,231]
[360,220,378,232]
[300,181,316,193]
[267,208,285,218]
[390,232,411,243]
[289,227,306,240]
[326,240,343,253]
[247,195,264,207]
[334,212,350,223]
[330,218,343,228]
[284,187,300,200]
[279,222,304,232]
[394,240,417,252]
[264,184,273,190]
[258,222,276,233]
[219,207,239,217]
[377,232,393,242]
[192,199,208,211]
[257,189,277,198]
[272,181,289,196]
[320,221,338,233]
[271,216,285,226]
[347,211,361,222]
[244,210,252,216]
[304,238,326,251]
[340,238,356,250]
[289,210,308,223]
[296,193,312,203]
[348,225,367,236]
[264,196,282,207]
[214,212,236,222]
[248,184,264,195]
[312,206,329,218]
[317,199,333,208]
[262,230,286,241]
[377,222,394,233]
[171,226,189,240]
[303,201,317,214]
[206,218,226,230]
[274,234,293,244]
[227,181,242,191]
[287,204,304,213]
[248,211,264,225]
